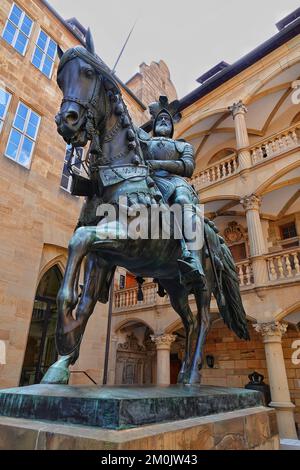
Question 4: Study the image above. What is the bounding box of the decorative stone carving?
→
[253,321,288,337]
[228,100,248,118]
[116,331,156,385]
[151,334,176,349]
[240,194,261,211]
[118,333,144,352]
[223,221,247,244]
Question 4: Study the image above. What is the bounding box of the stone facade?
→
[126,60,177,111]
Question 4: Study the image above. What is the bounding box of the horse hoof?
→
[177,371,186,384]
[40,355,72,385]
[184,370,202,385]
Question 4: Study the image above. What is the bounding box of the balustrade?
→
[266,248,300,281]
[251,124,299,165]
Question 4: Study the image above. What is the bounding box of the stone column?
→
[151,334,176,385]
[228,100,252,170]
[254,322,297,439]
[241,194,268,285]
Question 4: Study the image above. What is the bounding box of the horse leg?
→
[159,279,196,384]
[42,253,109,384]
[56,227,97,347]
[57,252,112,356]
[186,263,213,385]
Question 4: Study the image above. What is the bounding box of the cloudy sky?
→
[50,0,299,98]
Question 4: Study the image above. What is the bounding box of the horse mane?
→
[58,46,121,95]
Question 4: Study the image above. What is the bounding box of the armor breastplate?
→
[147,137,180,161]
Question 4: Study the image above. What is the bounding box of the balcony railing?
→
[236,260,254,286]
[250,123,300,165]
[266,247,300,281]
[190,123,300,190]
[114,282,157,311]
[191,153,238,190]
[113,247,300,313]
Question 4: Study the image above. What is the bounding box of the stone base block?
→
[0,407,279,450]
[0,384,263,429]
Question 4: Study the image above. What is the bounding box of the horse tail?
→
[205,221,250,340]
[215,237,250,340]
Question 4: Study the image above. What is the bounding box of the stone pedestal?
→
[0,405,278,450]
[0,384,262,429]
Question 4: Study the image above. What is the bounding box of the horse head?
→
[55,29,129,156]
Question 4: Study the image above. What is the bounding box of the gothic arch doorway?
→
[20,265,62,386]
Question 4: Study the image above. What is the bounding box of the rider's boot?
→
[177,203,207,290]
[177,241,207,290]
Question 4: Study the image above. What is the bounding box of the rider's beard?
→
[155,124,172,137]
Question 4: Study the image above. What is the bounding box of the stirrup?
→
[177,259,207,290]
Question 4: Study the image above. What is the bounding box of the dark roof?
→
[196,61,230,84]
[276,7,300,30]
[142,11,300,131]
[41,0,146,109]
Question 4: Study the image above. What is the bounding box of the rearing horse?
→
[42,30,249,386]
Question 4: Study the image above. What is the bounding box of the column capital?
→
[240,194,261,211]
[253,321,288,338]
[151,334,176,350]
[228,100,248,118]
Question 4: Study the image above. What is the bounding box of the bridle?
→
[57,46,146,182]
[58,47,117,154]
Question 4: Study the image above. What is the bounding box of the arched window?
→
[20,265,62,386]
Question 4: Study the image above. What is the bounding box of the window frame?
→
[1,2,33,56]
[4,101,41,169]
[280,222,297,240]
[0,88,12,134]
[60,145,84,194]
[31,28,57,79]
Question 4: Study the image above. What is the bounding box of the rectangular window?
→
[60,145,83,193]
[2,3,33,55]
[229,243,247,262]
[280,222,297,240]
[119,275,125,289]
[5,102,41,168]
[0,88,12,134]
[32,30,57,78]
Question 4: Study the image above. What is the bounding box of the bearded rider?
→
[137,96,206,290]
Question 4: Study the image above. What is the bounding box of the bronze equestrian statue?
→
[42,30,249,386]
